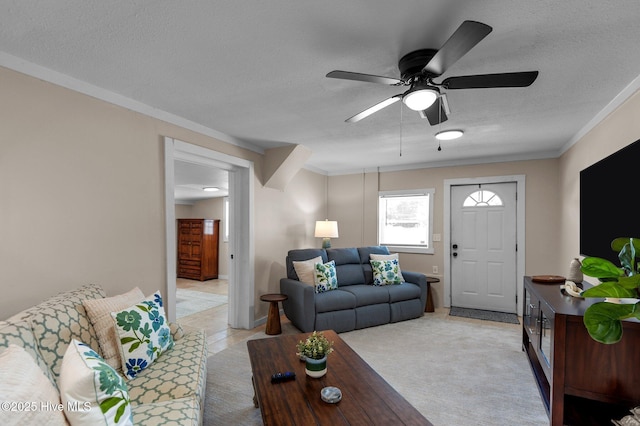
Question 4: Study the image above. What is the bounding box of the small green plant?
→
[580,237,640,344]
[296,331,334,360]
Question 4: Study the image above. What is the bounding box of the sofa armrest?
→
[402,271,428,310]
[280,278,315,332]
[169,322,185,341]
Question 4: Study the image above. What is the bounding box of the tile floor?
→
[176,277,291,354]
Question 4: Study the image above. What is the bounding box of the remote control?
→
[271,372,296,383]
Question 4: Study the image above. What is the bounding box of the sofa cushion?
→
[0,319,57,388]
[112,292,174,380]
[292,256,322,285]
[286,249,327,280]
[390,299,423,323]
[0,345,68,426]
[29,283,106,380]
[169,322,185,341]
[314,260,338,293]
[127,329,207,406]
[355,304,390,329]
[83,287,146,372]
[387,283,422,302]
[327,247,360,265]
[59,339,133,425]
[315,310,356,333]
[315,289,356,313]
[371,259,403,285]
[131,398,200,426]
[358,246,391,284]
[327,248,365,286]
[341,285,389,306]
[357,246,391,264]
[370,253,405,282]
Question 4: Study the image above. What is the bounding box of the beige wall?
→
[254,168,326,299]
[3,60,639,322]
[327,159,560,307]
[558,89,640,273]
[0,66,325,321]
[326,89,640,308]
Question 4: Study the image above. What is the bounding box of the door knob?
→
[453,252,458,257]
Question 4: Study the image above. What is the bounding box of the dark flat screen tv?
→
[580,138,640,264]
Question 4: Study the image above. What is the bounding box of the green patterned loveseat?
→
[0,284,207,425]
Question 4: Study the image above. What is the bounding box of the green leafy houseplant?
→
[580,237,640,344]
[296,331,334,360]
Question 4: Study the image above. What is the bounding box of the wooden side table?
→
[425,276,440,313]
[260,293,288,335]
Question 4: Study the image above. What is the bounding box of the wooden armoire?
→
[177,219,220,281]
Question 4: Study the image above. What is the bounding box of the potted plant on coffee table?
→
[296,331,334,378]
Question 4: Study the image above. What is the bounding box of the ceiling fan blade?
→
[345,95,402,123]
[442,71,539,89]
[420,97,449,125]
[326,70,402,86]
[422,21,492,76]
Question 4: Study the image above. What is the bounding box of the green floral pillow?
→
[314,260,338,293]
[111,291,174,379]
[370,259,403,285]
[59,339,132,425]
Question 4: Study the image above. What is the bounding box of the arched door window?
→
[463,190,503,207]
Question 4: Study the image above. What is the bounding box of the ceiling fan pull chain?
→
[437,96,442,152]
[399,103,403,157]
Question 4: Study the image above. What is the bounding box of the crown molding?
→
[0,51,264,155]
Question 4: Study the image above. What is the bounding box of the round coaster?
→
[321,386,342,404]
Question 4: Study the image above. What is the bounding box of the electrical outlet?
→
[432,265,438,274]
[432,233,441,242]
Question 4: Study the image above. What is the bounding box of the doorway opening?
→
[444,175,526,316]
[164,137,255,329]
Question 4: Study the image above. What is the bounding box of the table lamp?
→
[314,220,339,249]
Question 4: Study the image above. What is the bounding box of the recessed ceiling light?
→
[435,130,464,140]
[203,187,219,192]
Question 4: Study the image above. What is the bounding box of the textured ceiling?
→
[174,160,229,203]
[2,1,640,176]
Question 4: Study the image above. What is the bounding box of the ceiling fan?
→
[326,20,539,125]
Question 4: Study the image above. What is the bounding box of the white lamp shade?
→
[403,88,438,111]
[314,220,339,238]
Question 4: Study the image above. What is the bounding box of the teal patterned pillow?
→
[60,339,133,425]
[370,259,403,285]
[314,260,338,293]
[111,291,174,379]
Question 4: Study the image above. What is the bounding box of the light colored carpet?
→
[176,289,228,318]
[204,314,548,425]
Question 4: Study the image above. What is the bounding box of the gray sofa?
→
[280,246,427,333]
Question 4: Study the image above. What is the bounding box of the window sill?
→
[384,245,434,255]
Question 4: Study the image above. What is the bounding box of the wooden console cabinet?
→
[177,219,220,281]
[523,276,640,425]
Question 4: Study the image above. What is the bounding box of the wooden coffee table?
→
[247,330,433,425]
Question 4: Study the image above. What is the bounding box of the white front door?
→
[450,182,517,313]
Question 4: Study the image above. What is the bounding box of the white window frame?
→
[377,188,435,254]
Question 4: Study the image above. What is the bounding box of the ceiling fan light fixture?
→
[435,130,464,140]
[402,86,438,111]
